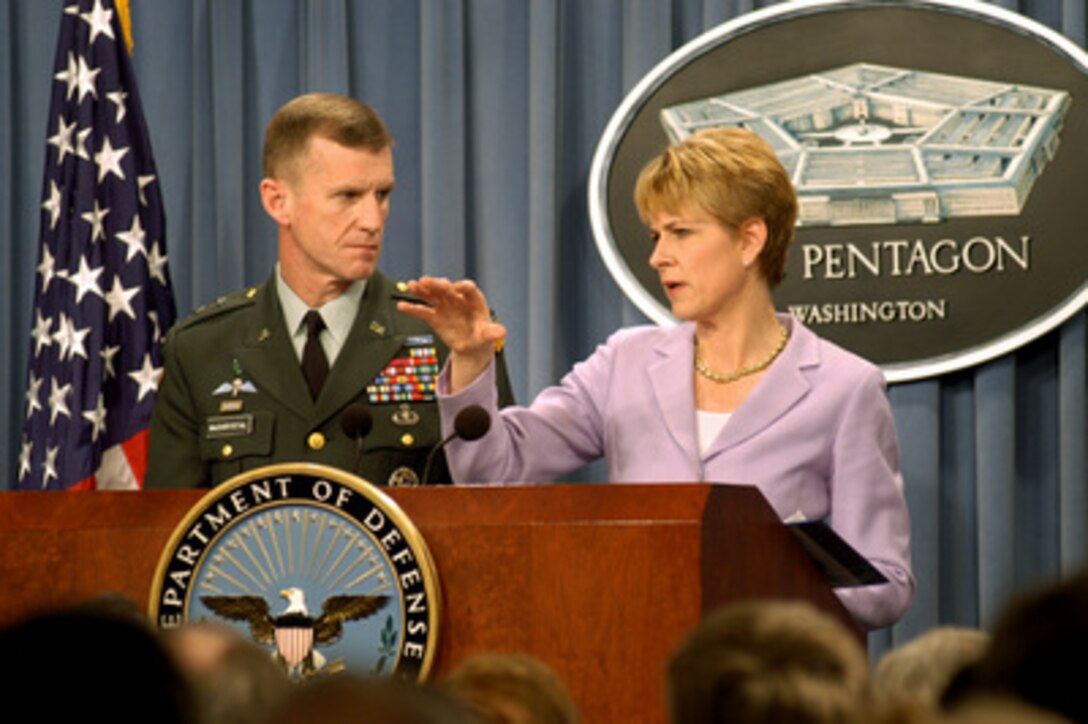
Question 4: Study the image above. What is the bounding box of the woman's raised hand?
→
[396,276,506,392]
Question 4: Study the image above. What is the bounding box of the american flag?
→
[18,0,176,491]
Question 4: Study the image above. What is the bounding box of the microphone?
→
[339,402,374,475]
[452,404,491,442]
[420,404,492,486]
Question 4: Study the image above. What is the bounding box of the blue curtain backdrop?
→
[2,0,1086,655]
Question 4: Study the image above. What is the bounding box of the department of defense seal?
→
[148,463,440,681]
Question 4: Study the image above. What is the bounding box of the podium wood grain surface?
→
[0,483,857,722]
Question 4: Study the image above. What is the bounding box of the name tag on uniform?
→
[205,414,254,439]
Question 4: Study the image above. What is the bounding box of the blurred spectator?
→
[938,695,1070,723]
[165,621,291,724]
[263,673,475,724]
[945,569,1088,722]
[872,626,990,717]
[666,600,869,724]
[443,652,580,724]
[0,601,195,723]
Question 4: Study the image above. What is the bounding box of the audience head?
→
[165,620,291,724]
[872,626,990,716]
[0,599,195,723]
[948,569,1088,722]
[443,652,580,724]
[263,673,475,724]
[634,126,798,288]
[666,600,869,724]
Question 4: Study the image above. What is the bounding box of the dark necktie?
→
[301,310,329,400]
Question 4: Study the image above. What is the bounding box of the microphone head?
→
[453,405,491,441]
[340,403,374,439]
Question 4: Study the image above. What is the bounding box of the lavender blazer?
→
[438,315,914,630]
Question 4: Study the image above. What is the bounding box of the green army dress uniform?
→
[145,271,514,489]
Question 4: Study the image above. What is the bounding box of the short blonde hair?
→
[443,652,580,724]
[263,93,392,182]
[635,127,798,287]
[873,626,990,714]
[667,600,869,724]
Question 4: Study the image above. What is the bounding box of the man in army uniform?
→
[146,93,512,489]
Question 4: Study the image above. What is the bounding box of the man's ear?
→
[738,217,769,269]
[260,177,291,226]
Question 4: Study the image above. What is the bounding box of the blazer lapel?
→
[647,324,701,468]
[709,316,818,455]
[233,280,314,422]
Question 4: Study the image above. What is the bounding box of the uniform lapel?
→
[314,273,403,424]
[647,324,701,469]
[233,279,314,422]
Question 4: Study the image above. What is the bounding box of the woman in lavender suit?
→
[399,128,914,630]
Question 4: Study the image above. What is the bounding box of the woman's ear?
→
[738,217,768,269]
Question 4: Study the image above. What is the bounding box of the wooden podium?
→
[0,483,858,722]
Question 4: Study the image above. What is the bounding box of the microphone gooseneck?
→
[339,403,374,475]
[420,404,492,486]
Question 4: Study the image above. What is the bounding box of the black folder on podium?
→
[787,521,889,588]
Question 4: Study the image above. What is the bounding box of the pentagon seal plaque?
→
[149,464,440,681]
[589,0,1088,381]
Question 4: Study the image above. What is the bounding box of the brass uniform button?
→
[221,444,233,458]
[396,280,409,292]
[308,432,326,450]
[245,287,257,299]
[400,433,415,447]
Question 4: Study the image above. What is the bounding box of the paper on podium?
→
[787,521,889,588]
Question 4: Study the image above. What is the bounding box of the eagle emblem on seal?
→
[201,587,389,677]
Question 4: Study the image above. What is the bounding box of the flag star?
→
[67,256,105,303]
[52,313,73,360]
[54,52,78,100]
[115,214,147,260]
[95,137,129,182]
[18,439,33,482]
[107,89,128,124]
[69,322,91,360]
[129,353,163,402]
[137,174,156,206]
[48,377,73,424]
[52,313,91,361]
[37,246,58,293]
[81,200,110,242]
[101,344,120,379]
[32,311,53,356]
[42,181,63,230]
[75,127,92,160]
[149,310,162,343]
[80,0,116,45]
[43,446,59,489]
[147,241,169,285]
[104,275,140,322]
[75,55,101,102]
[82,393,108,442]
[25,373,44,420]
[47,116,77,165]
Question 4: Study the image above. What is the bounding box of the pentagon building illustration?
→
[660,63,1070,226]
